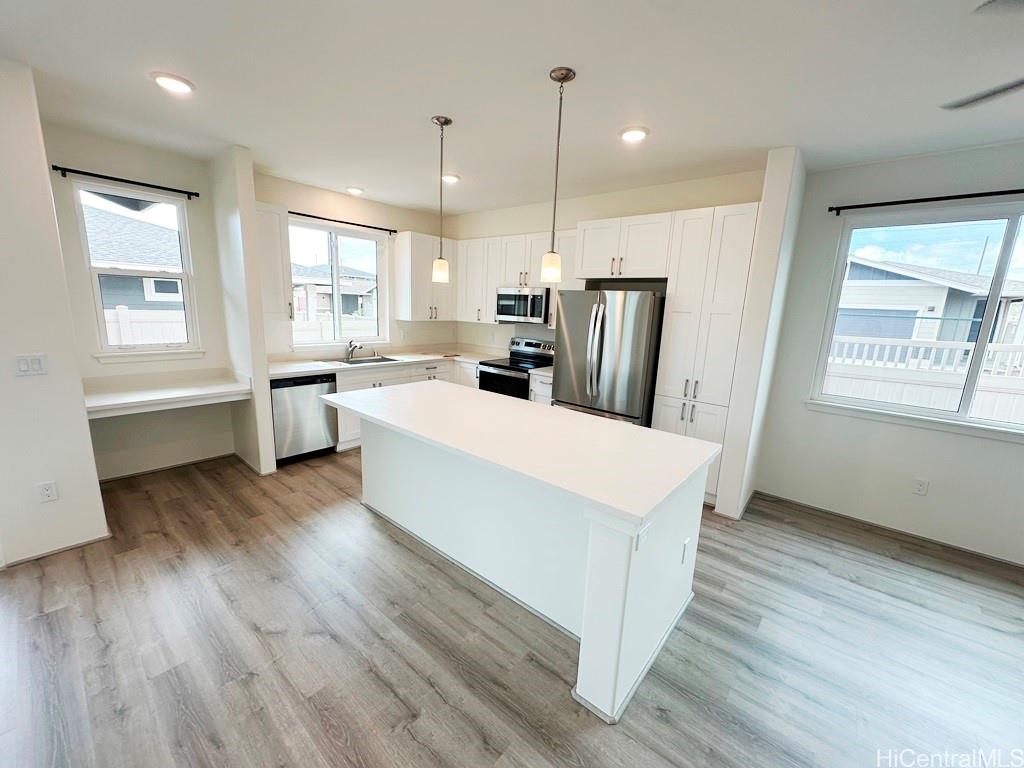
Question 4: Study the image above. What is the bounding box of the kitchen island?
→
[321,380,720,723]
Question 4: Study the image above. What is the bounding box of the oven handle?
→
[478,364,529,380]
[584,303,598,397]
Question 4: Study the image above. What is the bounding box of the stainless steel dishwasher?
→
[270,374,339,461]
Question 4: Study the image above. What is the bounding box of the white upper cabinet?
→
[690,203,758,406]
[499,235,527,287]
[394,232,456,321]
[457,239,486,323]
[525,232,550,287]
[576,212,673,279]
[617,213,673,277]
[255,204,292,316]
[576,217,621,278]
[483,237,502,323]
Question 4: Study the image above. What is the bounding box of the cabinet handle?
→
[477,308,481,321]
[288,301,294,321]
[690,404,696,424]
[683,378,690,398]
[524,271,528,285]
[425,366,437,370]
[609,257,615,276]
[693,380,700,399]
[679,403,687,422]
[617,257,623,276]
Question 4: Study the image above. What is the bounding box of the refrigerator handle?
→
[584,303,599,397]
[591,302,606,396]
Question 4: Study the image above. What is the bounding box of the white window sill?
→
[94,348,206,364]
[804,398,1024,446]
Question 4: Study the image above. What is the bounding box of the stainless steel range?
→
[478,337,554,399]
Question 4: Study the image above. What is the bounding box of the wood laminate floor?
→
[1,451,1022,768]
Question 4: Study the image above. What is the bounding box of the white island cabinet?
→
[321,380,719,723]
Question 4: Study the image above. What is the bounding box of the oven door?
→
[477,365,530,399]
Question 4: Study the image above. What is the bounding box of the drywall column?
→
[0,60,108,565]
[212,146,276,474]
[714,147,806,519]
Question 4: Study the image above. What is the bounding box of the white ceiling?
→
[2,0,1023,213]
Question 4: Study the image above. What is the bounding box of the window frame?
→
[72,179,201,356]
[287,216,390,347]
[810,201,1024,434]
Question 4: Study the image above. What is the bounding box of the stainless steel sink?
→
[341,356,397,365]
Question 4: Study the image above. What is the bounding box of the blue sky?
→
[849,219,1024,281]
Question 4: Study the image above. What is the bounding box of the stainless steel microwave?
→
[495,286,549,324]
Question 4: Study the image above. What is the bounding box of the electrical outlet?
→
[913,478,930,497]
[39,481,59,503]
[14,354,47,377]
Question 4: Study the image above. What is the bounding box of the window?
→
[814,204,1024,432]
[74,183,198,353]
[288,220,386,345]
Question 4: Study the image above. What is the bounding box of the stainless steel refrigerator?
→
[553,290,664,425]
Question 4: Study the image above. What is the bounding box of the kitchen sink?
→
[341,356,397,365]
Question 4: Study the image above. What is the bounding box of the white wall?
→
[0,60,108,565]
[757,140,1024,566]
[449,170,765,239]
[213,147,276,474]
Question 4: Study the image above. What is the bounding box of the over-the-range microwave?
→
[495,286,549,324]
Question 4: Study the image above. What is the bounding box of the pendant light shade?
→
[431,115,452,284]
[540,67,575,284]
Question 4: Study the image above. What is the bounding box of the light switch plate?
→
[14,354,47,376]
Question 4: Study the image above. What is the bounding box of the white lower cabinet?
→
[529,370,554,406]
[651,395,727,497]
[455,361,479,387]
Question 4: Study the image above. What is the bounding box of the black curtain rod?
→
[51,165,200,199]
[287,210,397,235]
[828,187,1024,216]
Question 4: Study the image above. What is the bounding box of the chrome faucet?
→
[343,339,364,361]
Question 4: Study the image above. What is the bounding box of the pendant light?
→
[431,115,452,283]
[540,67,575,283]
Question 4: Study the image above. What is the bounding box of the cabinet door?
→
[684,402,728,495]
[255,205,292,314]
[499,235,527,287]
[691,203,758,406]
[482,237,502,323]
[651,395,687,435]
[525,232,550,287]
[395,231,435,321]
[655,208,714,399]
[547,230,578,328]
[576,218,621,278]
[618,213,673,278]
[456,240,473,322]
[432,238,457,320]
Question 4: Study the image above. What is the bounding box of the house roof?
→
[849,255,1024,298]
[82,205,183,270]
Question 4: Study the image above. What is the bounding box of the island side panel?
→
[358,419,588,636]
[574,468,707,723]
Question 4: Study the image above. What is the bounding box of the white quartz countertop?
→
[268,351,492,379]
[321,380,719,523]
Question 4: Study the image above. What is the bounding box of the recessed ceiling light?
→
[620,126,650,143]
[346,187,364,196]
[441,174,460,184]
[150,72,195,95]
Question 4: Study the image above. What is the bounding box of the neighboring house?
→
[291,262,378,321]
[838,256,1024,345]
[83,205,186,311]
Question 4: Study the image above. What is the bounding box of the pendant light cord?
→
[550,82,564,253]
[438,123,445,258]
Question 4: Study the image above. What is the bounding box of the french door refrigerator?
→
[553,290,664,425]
